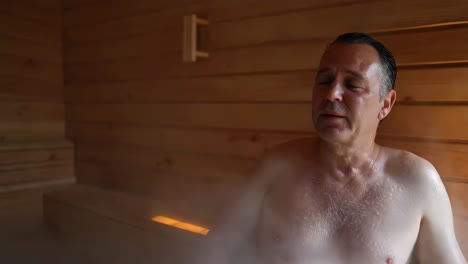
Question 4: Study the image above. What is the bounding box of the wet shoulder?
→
[381,146,444,202]
[256,137,317,190]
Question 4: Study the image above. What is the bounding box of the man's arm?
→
[196,149,286,264]
[415,161,467,263]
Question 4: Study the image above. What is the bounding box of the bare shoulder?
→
[383,146,440,178]
[251,137,317,188]
[384,147,468,263]
[382,146,445,204]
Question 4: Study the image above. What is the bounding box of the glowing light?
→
[151,216,210,235]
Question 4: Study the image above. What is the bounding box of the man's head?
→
[329,33,397,100]
[312,33,397,145]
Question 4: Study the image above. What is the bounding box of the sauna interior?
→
[0,0,467,263]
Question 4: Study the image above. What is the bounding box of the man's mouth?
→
[321,113,345,118]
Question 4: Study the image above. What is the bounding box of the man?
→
[199,33,467,264]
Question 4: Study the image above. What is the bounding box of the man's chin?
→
[315,127,351,143]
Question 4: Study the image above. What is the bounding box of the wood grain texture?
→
[66,122,468,181]
[43,184,206,264]
[0,0,65,145]
[67,123,270,158]
[0,165,73,186]
[0,148,73,165]
[63,0,468,253]
[0,35,61,63]
[66,103,468,140]
[64,31,181,63]
[75,142,256,180]
[0,102,64,122]
[64,0,202,28]
[63,0,468,45]
[64,66,468,103]
[64,26,468,81]
[0,122,65,142]
[0,140,73,151]
[0,0,61,25]
[0,15,60,45]
[63,3,203,45]
[0,76,63,102]
[74,160,246,223]
[0,54,61,81]
[210,3,468,49]
[0,138,74,189]
[63,0,369,28]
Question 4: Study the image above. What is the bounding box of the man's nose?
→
[326,81,344,101]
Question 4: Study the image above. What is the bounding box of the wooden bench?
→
[44,180,468,262]
[43,184,205,264]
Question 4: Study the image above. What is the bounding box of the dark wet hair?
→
[328,32,397,99]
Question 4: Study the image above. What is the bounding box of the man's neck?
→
[317,138,381,184]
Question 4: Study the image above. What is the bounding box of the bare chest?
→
[254,175,421,264]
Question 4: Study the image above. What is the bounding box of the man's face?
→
[312,43,385,144]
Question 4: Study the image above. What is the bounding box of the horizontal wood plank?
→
[396,66,468,103]
[210,4,468,49]
[64,0,99,8]
[66,103,313,131]
[63,0,367,28]
[380,105,468,141]
[64,26,468,80]
[63,3,203,45]
[375,25,468,66]
[206,0,368,23]
[0,148,73,165]
[67,122,468,180]
[0,54,61,81]
[64,0,202,28]
[64,66,468,103]
[67,103,468,140]
[0,76,62,102]
[64,71,314,103]
[0,102,64,122]
[0,122,65,142]
[64,31,181,63]
[0,35,61,63]
[75,142,256,181]
[0,160,73,173]
[67,123,269,158]
[63,0,468,46]
[68,123,468,182]
[0,0,61,26]
[0,140,73,151]
[0,14,60,45]
[0,165,73,186]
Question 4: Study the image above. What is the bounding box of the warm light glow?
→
[152,216,210,235]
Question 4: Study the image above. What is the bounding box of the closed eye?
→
[317,79,334,85]
[346,82,364,90]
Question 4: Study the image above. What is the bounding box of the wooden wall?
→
[63,0,468,253]
[0,0,74,189]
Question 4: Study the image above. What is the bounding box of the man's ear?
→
[378,90,396,121]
